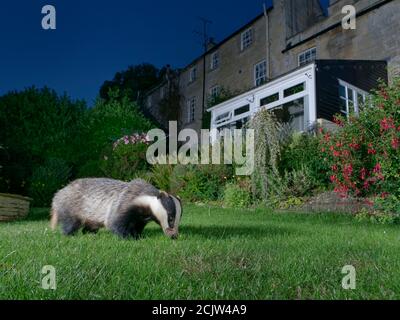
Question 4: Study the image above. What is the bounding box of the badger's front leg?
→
[130,221,146,240]
[108,211,146,240]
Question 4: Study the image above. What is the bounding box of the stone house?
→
[144,0,400,135]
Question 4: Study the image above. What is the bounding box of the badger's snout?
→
[165,228,179,240]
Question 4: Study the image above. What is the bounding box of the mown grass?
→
[0,205,399,300]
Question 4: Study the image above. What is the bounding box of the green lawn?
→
[0,205,399,300]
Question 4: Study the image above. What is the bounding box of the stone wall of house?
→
[274,0,400,82]
[144,0,400,134]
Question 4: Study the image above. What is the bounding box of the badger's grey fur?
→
[50,178,182,239]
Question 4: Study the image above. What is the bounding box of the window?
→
[241,28,253,51]
[215,111,232,125]
[254,60,267,87]
[271,98,305,132]
[284,83,305,97]
[234,104,250,116]
[210,85,220,99]
[210,52,220,70]
[187,97,196,123]
[189,67,197,83]
[338,80,367,117]
[260,93,279,106]
[298,47,317,66]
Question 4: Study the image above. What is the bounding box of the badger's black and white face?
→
[135,191,182,239]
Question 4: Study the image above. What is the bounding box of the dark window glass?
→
[284,83,305,98]
[260,93,279,106]
[234,105,250,116]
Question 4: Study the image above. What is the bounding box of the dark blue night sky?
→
[0,1,329,105]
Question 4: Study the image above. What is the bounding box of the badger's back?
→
[51,178,130,226]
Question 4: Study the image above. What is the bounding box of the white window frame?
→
[187,97,196,123]
[254,60,267,87]
[298,47,317,67]
[338,79,368,118]
[208,64,317,141]
[210,52,219,70]
[241,28,253,51]
[210,85,220,99]
[189,67,197,83]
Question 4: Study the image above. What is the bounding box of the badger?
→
[50,178,182,239]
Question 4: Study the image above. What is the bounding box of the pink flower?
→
[380,117,395,132]
[391,137,399,149]
[343,164,353,177]
[360,168,367,180]
[373,163,382,173]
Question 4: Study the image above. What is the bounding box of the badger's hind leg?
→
[59,214,82,236]
[82,223,100,234]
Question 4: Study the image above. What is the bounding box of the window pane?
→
[271,98,305,132]
[284,83,305,97]
[347,88,354,101]
[339,85,346,98]
[339,97,347,113]
[234,105,250,116]
[357,93,364,106]
[260,93,279,106]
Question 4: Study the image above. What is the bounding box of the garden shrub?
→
[249,109,322,205]
[78,90,153,180]
[280,132,329,188]
[150,159,175,192]
[170,164,234,202]
[100,133,151,181]
[266,165,318,202]
[0,87,85,195]
[249,109,292,201]
[355,208,400,225]
[320,79,400,207]
[29,158,72,207]
[223,178,252,208]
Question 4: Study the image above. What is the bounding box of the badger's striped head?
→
[144,191,182,239]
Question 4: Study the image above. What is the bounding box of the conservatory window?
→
[338,80,368,117]
[271,98,306,132]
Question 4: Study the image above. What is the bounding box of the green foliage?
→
[249,109,287,200]
[355,208,400,225]
[375,194,400,215]
[249,109,320,204]
[81,90,153,163]
[0,87,85,195]
[223,178,252,208]
[28,158,72,207]
[99,63,164,103]
[276,196,304,210]
[321,78,400,203]
[150,160,175,192]
[280,132,328,187]
[170,164,234,202]
[99,135,150,181]
[266,165,318,201]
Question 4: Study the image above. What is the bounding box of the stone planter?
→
[0,193,32,222]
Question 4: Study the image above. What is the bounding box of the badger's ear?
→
[176,195,182,202]
[158,191,169,199]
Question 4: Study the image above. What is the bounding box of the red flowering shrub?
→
[320,79,400,201]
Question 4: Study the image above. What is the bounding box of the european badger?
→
[50,178,182,239]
